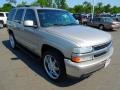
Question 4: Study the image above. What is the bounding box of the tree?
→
[36,0,68,9]
[6,0,16,6]
[82,1,91,13]
[46,0,53,7]
[95,2,103,13]
[73,5,84,13]
[97,2,103,9]
[1,3,13,12]
[59,0,68,9]
[111,6,120,14]
[31,1,39,6]
[37,0,48,7]
[104,4,111,13]
[17,1,27,7]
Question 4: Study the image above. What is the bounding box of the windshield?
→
[37,9,78,27]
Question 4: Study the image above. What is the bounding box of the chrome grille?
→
[93,41,112,58]
[94,51,107,58]
[93,41,111,51]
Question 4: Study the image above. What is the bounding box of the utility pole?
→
[91,0,95,19]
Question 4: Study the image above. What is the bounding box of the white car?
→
[0,12,8,27]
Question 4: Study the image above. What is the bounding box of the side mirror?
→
[24,20,37,28]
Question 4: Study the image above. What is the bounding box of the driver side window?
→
[24,9,37,26]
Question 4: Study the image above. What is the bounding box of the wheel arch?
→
[41,44,64,58]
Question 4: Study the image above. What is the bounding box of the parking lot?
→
[0,27,120,90]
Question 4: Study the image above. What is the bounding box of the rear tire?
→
[9,33,17,49]
[99,25,104,30]
[42,50,66,82]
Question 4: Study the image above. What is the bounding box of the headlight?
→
[71,47,93,63]
[73,47,93,54]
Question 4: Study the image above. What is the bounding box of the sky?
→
[0,0,120,7]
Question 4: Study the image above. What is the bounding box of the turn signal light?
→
[71,56,80,63]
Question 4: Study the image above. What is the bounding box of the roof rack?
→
[17,5,42,7]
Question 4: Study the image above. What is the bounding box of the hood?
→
[113,21,120,25]
[45,25,112,47]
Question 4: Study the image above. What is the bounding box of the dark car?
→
[73,14,88,25]
[87,17,120,30]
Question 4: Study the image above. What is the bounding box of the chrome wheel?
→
[99,25,104,30]
[9,34,15,48]
[43,55,60,79]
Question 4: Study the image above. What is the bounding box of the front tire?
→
[43,51,66,82]
[9,33,16,49]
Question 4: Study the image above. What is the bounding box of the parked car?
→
[99,14,112,17]
[111,14,120,22]
[0,12,8,27]
[87,17,120,30]
[73,13,88,25]
[7,6,113,81]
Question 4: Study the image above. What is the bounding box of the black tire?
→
[0,21,4,28]
[83,22,87,26]
[42,50,66,82]
[9,33,17,49]
[99,25,104,30]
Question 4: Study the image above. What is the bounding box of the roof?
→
[15,6,65,11]
[0,12,8,13]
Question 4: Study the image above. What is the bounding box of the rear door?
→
[13,9,25,44]
[89,18,97,27]
[92,18,100,27]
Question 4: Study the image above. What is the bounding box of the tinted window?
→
[0,13,4,17]
[104,18,113,23]
[8,9,16,21]
[14,9,24,23]
[93,18,100,22]
[37,10,77,27]
[92,18,97,21]
[24,9,37,25]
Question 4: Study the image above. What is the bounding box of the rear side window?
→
[92,18,97,21]
[8,9,16,21]
[14,9,24,23]
[93,18,100,22]
[0,13,4,17]
[6,13,8,17]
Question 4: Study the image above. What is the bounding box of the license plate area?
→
[105,58,111,68]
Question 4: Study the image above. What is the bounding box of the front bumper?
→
[64,47,113,78]
[111,25,120,30]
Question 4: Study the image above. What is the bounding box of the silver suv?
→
[7,6,113,81]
